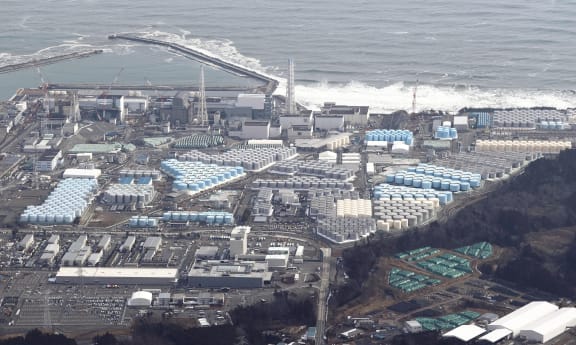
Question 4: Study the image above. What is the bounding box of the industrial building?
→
[320,103,369,126]
[195,246,220,260]
[55,267,179,285]
[265,254,289,269]
[143,237,162,252]
[230,226,250,257]
[62,168,102,179]
[120,236,136,252]
[36,149,62,172]
[188,261,271,288]
[18,234,34,251]
[128,291,153,307]
[517,307,576,343]
[442,325,486,342]
[487,301,558,336]
[240,121,270,139]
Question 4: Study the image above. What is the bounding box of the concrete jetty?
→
[0,50,103,74]
[108,34,278,95]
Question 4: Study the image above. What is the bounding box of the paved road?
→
[316,247,331,345]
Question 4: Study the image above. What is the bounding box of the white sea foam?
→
[137,30,281,82]
[294,81,576,113]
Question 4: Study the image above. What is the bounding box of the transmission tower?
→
[287,59,296,114]
[197,66,208,126]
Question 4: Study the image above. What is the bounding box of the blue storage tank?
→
[386,174,395,183]
[441,181,450,190]
[206,215,216,224]
[224,215,233,224]
[415,167,425,174]
[162,212,171,221]
[449,128,457,138]
[422,181,432,189]
[236,167,244,174]
[460,182,470,191]
[391,194,402,200]
[394,175,405,184]
[381,193,391,200]
[470,179,481,188]
[450,183,460,192]
[407,167,416,173]
[403,176,413,186]
[438,194,448,205]
[413,179,422,188]
[189,213,199,221]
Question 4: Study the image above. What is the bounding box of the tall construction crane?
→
[412,80,419,115]
[36,67,50,113]
[197,66,208,126]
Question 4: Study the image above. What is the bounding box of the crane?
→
[36,67,50,113]
[412,79,419,115]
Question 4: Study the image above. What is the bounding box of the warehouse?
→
[442,324,486,342]
[518,307,576,343]
[127,291,153,307]
[241,121,270,139]
[195,246,220,260]
[188,261,271,288]
[487,301,558,336]
[36,149,62,172]
[55,267,179,285]
[62,168,102,179]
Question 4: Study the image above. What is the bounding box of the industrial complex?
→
[0,33,575,344]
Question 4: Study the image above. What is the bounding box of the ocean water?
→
[1,0,575,112]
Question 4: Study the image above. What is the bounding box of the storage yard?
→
[0,71,575,343]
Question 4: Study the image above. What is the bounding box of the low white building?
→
[265,254,289,269]
[487,301,558,336]
[241,121,270,139]
[63,168,101,179]
[128,291,153,307]
[518,307,576,343]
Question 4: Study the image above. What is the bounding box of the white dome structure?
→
[128,291,153,307]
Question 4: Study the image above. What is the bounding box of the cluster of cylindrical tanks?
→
[373,183,453,205]
[176,147,298,171]
[365,129,414,145]
[252,176,354,190]
[336,199,372,218]
[129,216,159,228]
[317,217,376,243]
[271,160,354,180]
[493,109,567,128]
[172,134,224,149]
[119,169,161,180]
[102,184,155,204]
[161,211,234,225]
[383,164,481,193]
[475,140,571,153]
[537,121,569,130]
[435,126,458,140]
[309,195,337,218]
[432,151,541,179]
[373,199,438,231]
[161,159,243,193]
[20,178,99,224]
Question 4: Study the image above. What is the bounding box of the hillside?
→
[337,149,576,306]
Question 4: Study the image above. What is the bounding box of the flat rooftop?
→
[56,267,178,279]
